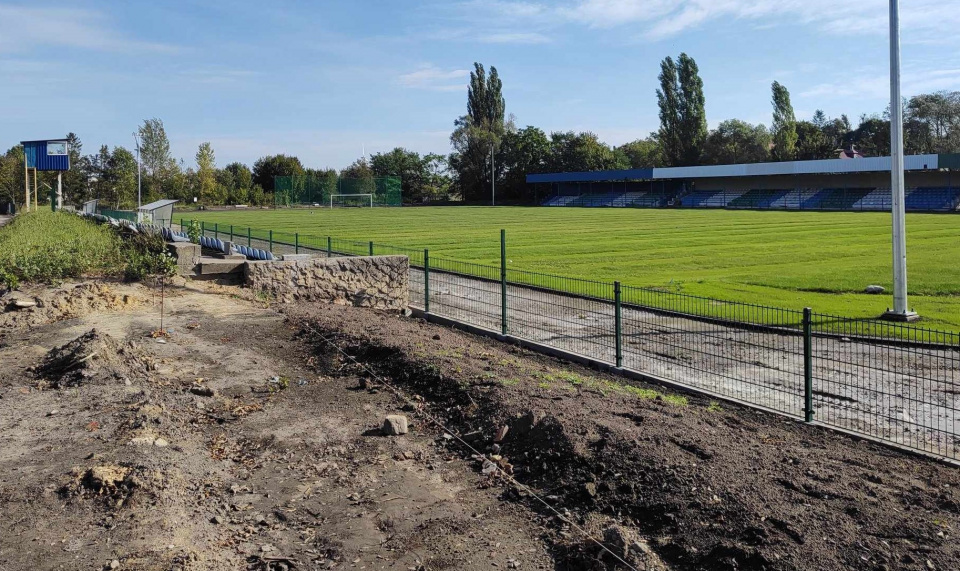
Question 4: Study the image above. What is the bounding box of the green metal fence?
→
[179,217,960,462]
[98,208,138,222]
[274,175,401,207]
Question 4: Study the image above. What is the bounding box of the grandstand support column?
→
[883,0,919,322]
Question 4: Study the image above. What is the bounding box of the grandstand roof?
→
[527,153,957,184]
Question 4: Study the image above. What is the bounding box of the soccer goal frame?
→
[329,194,374,208]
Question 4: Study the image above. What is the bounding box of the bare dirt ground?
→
[0,282,554,570]
[1,279,960,570]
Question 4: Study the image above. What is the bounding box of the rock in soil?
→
[382,414,409,435]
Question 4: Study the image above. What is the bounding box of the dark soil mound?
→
[288,304,960,571]
[34,329,148,388]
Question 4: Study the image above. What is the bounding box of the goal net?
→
[330,194,374,208]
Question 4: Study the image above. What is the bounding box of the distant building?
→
[839,145,865,159]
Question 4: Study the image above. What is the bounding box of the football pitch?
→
[186,207,960,330]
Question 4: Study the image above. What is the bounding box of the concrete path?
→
[0,215,11,228]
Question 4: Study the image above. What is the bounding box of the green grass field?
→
[185,207,960,330]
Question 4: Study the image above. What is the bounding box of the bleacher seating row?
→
[543,190,674,208]
[545,187,960,212]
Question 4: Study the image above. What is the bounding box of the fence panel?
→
[810,314,960,459]
[620,286,806,416]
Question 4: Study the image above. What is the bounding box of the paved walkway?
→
[0,215,11,228]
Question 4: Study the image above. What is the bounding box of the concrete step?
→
[198,257,245,275]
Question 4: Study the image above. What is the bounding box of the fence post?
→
[247,227,251,247]
[214,223,218,239]
[803,307,814,423]
[424,249,430,314]
[369,241,374,256]
[327,236,332,257]
[500,229,507,335]
[201,220,205,235]
[229,225,234,241]
[614,281,623,368]
[268,230,273,253]
[295,233,300,254]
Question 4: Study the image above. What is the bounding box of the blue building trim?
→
[526,168,654,183]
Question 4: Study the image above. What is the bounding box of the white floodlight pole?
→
[884,0,917,321]
[133,132,142,211]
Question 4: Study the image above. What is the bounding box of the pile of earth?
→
[32,329,151,388]
[287,303,960,571]
[0,282,142,332]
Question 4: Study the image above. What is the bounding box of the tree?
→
[370,148,429,203]
[677,53,708,166]
[656,56,682,166]
[223,162,253,191]
[547,131,624,173]
[195,142,217,204]
[138,118,176,200]
[62,133,90,205]
[450,62,507,201]
[422,154,454,202]
[499,126,551,201]
[252,154,304,192]
[249,184,266,206]
[617,137,665,168]
[103,146,138,208]
[849,114,890,157]
[702,120,771,165]
[906,91,960,153]
[823,114,853,155]
[795,120,834,160]
[771,81,798,161]
[0,146,25,210]
[339,158,376,194]
[658,54,706,166]
[220,162,253,204]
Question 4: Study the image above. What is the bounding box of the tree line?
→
[3,55,959,209]
[458,56,960,202]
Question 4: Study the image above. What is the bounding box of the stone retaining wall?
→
[244,255,409,310]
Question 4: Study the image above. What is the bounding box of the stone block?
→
[166,242,201,276]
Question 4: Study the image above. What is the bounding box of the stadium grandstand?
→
[527,153,960,212]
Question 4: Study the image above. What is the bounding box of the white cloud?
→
[0,5,177,54]
[177,68,259,85]
[799,67,960,100]
[398,65,470,91]
[457,0,960,43]
[482,32,551,44]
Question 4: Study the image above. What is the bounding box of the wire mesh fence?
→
[177,218,960,461]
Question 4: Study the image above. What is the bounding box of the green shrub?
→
[0,211,123,288]
[187,220,202,243]
[123,231,178,282]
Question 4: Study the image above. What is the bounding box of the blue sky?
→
[2,0,959,170]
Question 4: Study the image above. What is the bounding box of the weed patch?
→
[0,211,122,288]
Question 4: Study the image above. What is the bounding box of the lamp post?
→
[883,0,918,322]
[132,132,142,211]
